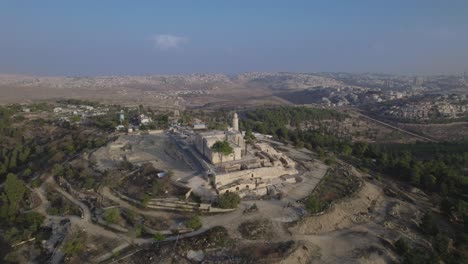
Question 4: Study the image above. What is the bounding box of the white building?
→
[139,114,152,125]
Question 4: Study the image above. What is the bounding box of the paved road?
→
[357,111,436,142]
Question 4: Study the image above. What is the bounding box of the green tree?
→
[244,128,256,141]
[103,208,120,225]
[22,168,32,177]
[141,194,151,208]
[0,163,7,175]
[8,150,18,169]
[420,212,439,236]
[211,141,233,164]
[421,174,437,191]
[218,192,241,209]
[433,233,449,256]
[52,164,64,177]
[20,212,45,233]
[63,232,86,256]
[410,169,421,186]
[0,173,26,222]
[353,142,368,157]
[341,144,353,156]
[275,127,288,139]
[18,147,31,164]
[4,227,20,243]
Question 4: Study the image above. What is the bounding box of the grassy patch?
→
[305,165,360,214]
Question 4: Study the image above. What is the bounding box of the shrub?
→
[103,208,120,225]
[141,194,150,208]
[218,192,241,209]
[153,232,165,242]
[186,215,202,230]
[305,195,322,213]
[394,236,410,255]
[420,212,439,236]
[31,178,42,188]
[62,232,86,256]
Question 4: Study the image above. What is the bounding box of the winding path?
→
[31,174,227,263]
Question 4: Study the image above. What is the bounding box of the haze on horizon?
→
[1,0,468,76]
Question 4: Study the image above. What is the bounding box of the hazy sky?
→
[1,0,468,76]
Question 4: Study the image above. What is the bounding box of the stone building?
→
[213,142,298,195]
[194,113,245,164]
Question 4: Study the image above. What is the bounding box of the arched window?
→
[236,187,239,191]
[246,185,249,189]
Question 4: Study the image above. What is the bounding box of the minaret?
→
[232,113,239,131]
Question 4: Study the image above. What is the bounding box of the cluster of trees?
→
[45,132,107,163]
[394,212,455,263]
[241,106,347,136]
[0,106,19,140]
[241,106,348,149]
[0,174,45,247]
[52,163,99,190]
[89,111,120,130]
[0,106,13,128]
[1,174,26,222]
[46,190,81,216]
[0,142,35,181]
[351,142,468,195]
[1,107,109,184]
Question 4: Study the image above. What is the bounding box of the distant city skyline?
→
[1,1,468,76]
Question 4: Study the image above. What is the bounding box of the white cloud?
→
[152,34,187,50]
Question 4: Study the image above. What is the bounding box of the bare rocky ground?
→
[0,78,277,110]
